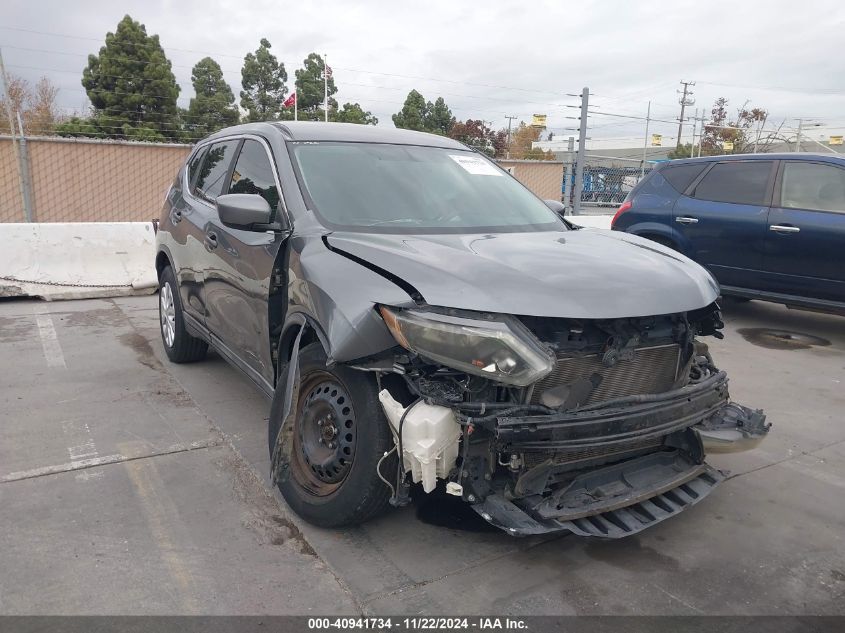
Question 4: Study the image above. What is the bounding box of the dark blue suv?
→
[612,154,845,312]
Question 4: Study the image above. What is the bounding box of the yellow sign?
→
[531,114,547,127]
[830,135,843,145]
[650,134,662,147]
[723,141,734,151]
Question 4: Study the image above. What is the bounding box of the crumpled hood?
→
[326,228,719,319]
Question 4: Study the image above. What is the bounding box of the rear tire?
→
[158,265,208,363]
[268,342,396,528]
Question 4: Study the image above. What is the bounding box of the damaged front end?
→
[372,302,769,538]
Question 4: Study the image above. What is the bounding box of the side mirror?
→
[544,199,566,216]
[216,193,272,229]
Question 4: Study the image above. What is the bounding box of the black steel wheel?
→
[292,372,358,494]
[268,342,396,527]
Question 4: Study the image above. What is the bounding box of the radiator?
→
[530,343,681,406]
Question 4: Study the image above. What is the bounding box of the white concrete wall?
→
[0,222,157,300]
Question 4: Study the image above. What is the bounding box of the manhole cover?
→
[737,328,831,350]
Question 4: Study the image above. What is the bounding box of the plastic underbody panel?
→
[474,455,724,538]
[474,373,735,538]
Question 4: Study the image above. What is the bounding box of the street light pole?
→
[573,87,589,216]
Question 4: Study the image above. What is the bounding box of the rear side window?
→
[693,161,772,205]
[661,163,707,193]
[194,139,240,202]
[227,140,281,212]
[187,146,208,191]
[781,161,845,213]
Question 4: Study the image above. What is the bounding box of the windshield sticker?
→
[449,154,503,176]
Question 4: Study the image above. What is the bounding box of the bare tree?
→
[0,74,60,135]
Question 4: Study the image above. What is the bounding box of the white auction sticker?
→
[449,154,503,176]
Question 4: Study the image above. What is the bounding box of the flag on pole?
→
[283,89,297,121]
[325,64,333,79]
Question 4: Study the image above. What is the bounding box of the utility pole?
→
[504,114,517,159]
[753,113,767,153]
[690,108,699,158]
[676,80,695,148]
[794,118,803,152]
[572,87,589,216]
[640,101,651,178]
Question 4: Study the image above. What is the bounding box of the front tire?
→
[268,342,396,528]
[158,265,208,363]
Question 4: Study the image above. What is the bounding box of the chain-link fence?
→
[575,155,653,211]
[0,135,191,223]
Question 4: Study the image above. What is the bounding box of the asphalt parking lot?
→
[1,294,843,615]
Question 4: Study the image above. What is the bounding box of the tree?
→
[667,143,695,160]
[699,97,777,155]
[490,129,509,158]
[293,53,337,121]
[186,57,239,137]
[392,89,428,131]
[392,90,456,134]
[507,122,548,159]
[0,74,60,135]
[240,38,288,122]
[333,102,378,125]
[426,97,453,135]
[81,15,180,139]
[449,119,494,155]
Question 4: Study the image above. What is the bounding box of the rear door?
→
[184,138,242,326]
[762,160,845,303]
[204,137,289,390]
[169,144,209,323]
[671,160,775,288]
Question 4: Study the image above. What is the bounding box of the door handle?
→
[675,216,699,224]
[769,224,800,234]
[172,209,183,223]
[204,232,219,250]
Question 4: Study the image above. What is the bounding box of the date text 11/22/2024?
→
[307,618,528,630]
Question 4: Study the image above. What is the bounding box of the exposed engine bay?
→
[367,302,769,538]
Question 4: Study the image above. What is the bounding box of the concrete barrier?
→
[568,214,613,230]
[0,222,157,301]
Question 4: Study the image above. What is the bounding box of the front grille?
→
[530,343,681,406]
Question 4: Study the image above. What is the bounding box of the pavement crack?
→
[1,439,218,484]
[725,435,845,481]
[360,534,565,609]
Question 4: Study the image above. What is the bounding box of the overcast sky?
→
[3,0,845,146]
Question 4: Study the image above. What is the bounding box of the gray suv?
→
[156,122,768,538]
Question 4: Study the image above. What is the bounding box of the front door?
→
[671,160,775,288]
[204,138,288,389]
[762,160,845,303]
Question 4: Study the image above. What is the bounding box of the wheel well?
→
[638,233,677,250]
[275,323,320,385]
[155,251,171,279]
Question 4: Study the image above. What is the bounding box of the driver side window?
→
[227,139,281,216]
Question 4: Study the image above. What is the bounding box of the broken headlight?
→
[379,306,554,387]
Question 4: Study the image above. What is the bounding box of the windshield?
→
[290,142,565,233]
